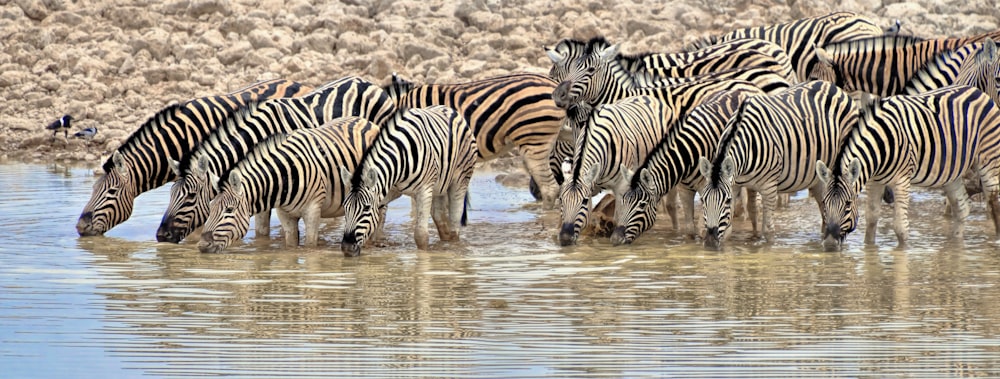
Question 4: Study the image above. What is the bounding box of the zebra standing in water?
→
[385,73,564,208]
[340,106,478,257]
[816,88,1000,250]
[157,77,396,243]
[698,80,857,248]
[685,11,886,82]
[198,117,382,253]
[76,79,309,236]
[557,95,683,246]
[611,87,765,245]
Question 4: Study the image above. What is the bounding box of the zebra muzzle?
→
[156,223,186,243]
[610,226,632,246]
[703,226,721,249]
[197,231,226,254]
[558,223,578,246]
[76,212,103,236]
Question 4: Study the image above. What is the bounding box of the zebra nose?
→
[610,226,628,246]
[825,222,842,240]
[558,223,577,246]
[552,81,573,108]
[76,212,98,236]
[704,226,721,249]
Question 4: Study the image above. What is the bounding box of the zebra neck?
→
[904,43,977,95]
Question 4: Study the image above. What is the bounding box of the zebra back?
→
[612,87,764,245]
[547,37,796,85]
[811,35,998,102]
[76,79,309,236]
[198,117,381,253]
[685,11,885,82]
[157,76,396,243]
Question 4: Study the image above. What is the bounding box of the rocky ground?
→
[1,0,997,170]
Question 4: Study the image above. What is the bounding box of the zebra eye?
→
[225,207,234,214]
[106,188,118,196]
[187,192,197,199]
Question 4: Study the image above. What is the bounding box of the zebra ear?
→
[639,168,655,190]
[816,160,831,185]
[545,46,564,64]
[112,151,128,176]
[846,159,863,184]
[598,44,620,62]
[698,156,714,179]
[168,159,181,176]
[196,155,212,174]
[362,165,378,185]
[209,171,221,193]
[584,164,600,183]
[227,168,243,190]
[978,38,997,62]
[720,156,736,182]
[619,164,635,183]
[814,45,834,66]
[339,166,353,187]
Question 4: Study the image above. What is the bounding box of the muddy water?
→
[2,162,1000,378]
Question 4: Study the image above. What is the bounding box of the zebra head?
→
[958,38,1000,105]
[77,151,138,236]
[816,159,862,251]
[558,163,599,246]
[611,166,659,246]
[198,168,252,254]
[157,156,215,243]
[340,165,385,257]
[698,155,737,249]
[546,37,614,83]
[385,72,414,102]
[552,40,619,108]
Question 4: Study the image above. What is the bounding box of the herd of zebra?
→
[73,11,1000,255]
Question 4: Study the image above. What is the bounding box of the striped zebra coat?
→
[685,11,886,82]
[816,87,1000,249]
[197,117,381,254]
[698,80,857,247]
[340,106,478,256]
[76,79,309,236]
[547,37,796,86]
[385,73,564,208]
[611,87,765,246]
[811,36,1000,104]
[157,76,396,243]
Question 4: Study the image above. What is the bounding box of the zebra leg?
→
[865,184,886,245]
[680,187,697,239]
[275,208,300,247]
[746,189,760,236]
[412,188,434,250]
[943,181,971,241]
[371,204,389,247]
[253,210,271,239]
[808,185,825,235]
[732,187,746,220]
[431,194,456,242]
[976,164,1000,235]
[447,179,471,239]
[657,189,679,231]
[301,202,324,247]
[521,151,560,209]
[890,182,912,245]
[759,187,778,242]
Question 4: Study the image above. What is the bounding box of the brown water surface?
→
[2,163,1000,378]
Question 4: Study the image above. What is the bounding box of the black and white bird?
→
[73,126,98,140]
[45,115,72,138]
[885,19,903,35]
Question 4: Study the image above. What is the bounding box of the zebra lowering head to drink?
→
[816,87,1000,250]
[698,81,858,248]
[340,106,478,257]
[197,117,381,254]
[76,79,309,236]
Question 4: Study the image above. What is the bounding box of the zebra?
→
[557,95,684,246]
[340,105,478,257]
[385,73,564,208]
[611,87,765,246]
[551,41,792,110]
[698,80,857,248]
[546,37,796,85]
[685,11,886,82]
[197,117,382,254]
[156,76,396,243]
[815,88,1000,250]
[76,79,309,236]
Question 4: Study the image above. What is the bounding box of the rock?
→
[187,0,230,18]
[400,42,448,61]
[17,0,48,21]
[217,41,252,65]
[106,7,154,29]
[883,2,928,21]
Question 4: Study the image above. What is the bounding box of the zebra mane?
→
[708,99,749,186]
[568,103,595,182]
[102,102,186,173]
[217,131,289,191]
[828,92,879,177]
[383,73,414,100]
[821,34,930,55]
[349,107,403,188]
[682,35,719,53]
[176,100,267,174]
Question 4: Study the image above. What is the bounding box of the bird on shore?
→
[45,115,72,138]
[885,19,903,34]
[73,126,98,140]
